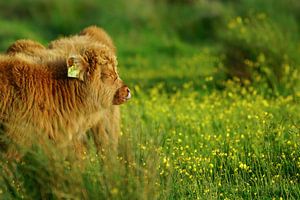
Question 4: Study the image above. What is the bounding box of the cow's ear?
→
[67,55,87,81]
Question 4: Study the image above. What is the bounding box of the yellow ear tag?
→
[67,65,80,78]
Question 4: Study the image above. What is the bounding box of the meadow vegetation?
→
[0,0,299,199]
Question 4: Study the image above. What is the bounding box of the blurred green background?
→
[1,0,299,95]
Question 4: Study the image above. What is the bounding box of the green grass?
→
[1,82,299,199]
[1,0,300,199]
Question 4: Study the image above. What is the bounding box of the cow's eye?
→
[101,73,109,78]
[101,72,116,83]
[101,72,111,77]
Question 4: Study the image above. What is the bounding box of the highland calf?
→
[6,26,126,152]
[1,39,130,156]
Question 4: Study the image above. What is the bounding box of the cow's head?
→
[66,45,130,107]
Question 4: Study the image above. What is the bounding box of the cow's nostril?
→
[126,88,131,100]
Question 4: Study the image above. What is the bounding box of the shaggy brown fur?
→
[49,26,116,53]
[7,39,46,56]
[6,26,127,152]
[1,40,129,156]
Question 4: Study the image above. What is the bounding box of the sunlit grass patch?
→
[121,81,300,199]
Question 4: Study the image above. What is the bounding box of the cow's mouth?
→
[112,86,131,105]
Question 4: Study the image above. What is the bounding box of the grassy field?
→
[0,0,300,199]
